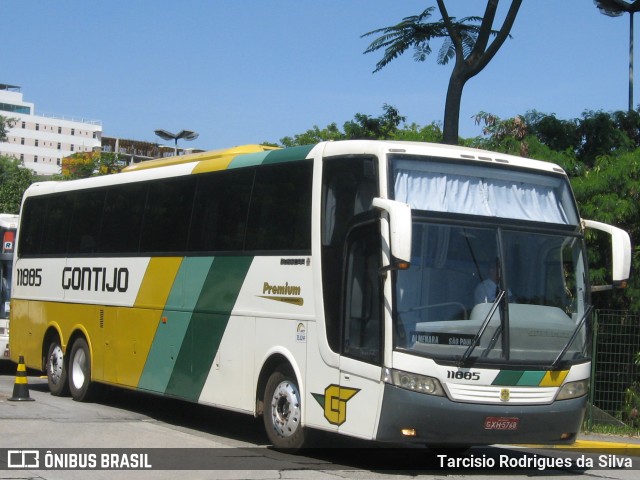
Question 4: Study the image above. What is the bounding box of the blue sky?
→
[3,1,635,151]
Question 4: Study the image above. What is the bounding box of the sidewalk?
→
[538,433,640,457]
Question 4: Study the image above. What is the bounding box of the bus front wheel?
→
[46,339,69,396]
[263,369,305,450]
[69,338,94,402]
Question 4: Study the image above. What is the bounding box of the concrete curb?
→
[521,439,640,457]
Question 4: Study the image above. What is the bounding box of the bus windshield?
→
[394,223,588,366]
[390,155,588,367]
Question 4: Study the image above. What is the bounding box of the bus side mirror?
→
[372,198,412,270]
[582,219,632,290]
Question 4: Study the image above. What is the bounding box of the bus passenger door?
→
[338,221,384,439]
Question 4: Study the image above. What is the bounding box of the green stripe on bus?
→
[164,256,253,401]
[491,370,549,386]
[228,151,273,169]
[228,145,314,169]
[138,257,214,393]
[262,145,314,164]
[491,370,523,386]
[516,371,546,386]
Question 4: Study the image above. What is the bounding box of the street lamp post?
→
[154,129,199,155]
[595,0,640,111]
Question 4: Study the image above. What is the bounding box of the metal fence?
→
[586,310,640,430]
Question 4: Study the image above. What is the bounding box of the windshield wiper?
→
[458,290,505,366]
[551,305,593,369]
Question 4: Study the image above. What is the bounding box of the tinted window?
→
[19,159,313,258]
[99,183,147,254]
[67,189,106,254]
[40,195,72,255]
[245,161,312,251]
[189,169,253,252]
[141,177,196,253]
[18,197,45,256]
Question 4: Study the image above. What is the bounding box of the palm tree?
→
[594,0,640,111]
[363,0,522,145]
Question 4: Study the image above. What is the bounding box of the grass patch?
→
[583,423,640,437]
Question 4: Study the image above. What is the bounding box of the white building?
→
[0,83,102,176]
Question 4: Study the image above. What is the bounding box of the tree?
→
[0,155,36,213]
[363,0,522,145]
[0,114,17,142]
[472,111,529,155]
[60,151,126,180]
[276,104,444,146]
[342,104,406,139]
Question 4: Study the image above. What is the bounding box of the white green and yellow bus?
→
[1,213,19,360]
[10,141,631,448]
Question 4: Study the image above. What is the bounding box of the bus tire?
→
[263,368,305,450]
[68,338,94,402]
[46,339,69,396]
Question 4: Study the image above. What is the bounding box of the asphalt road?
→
[0,361,638,480]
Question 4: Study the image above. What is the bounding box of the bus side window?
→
[189,169,253,253]
[18,197,45,256]
[343,221,382,364]
[100,183,147,254]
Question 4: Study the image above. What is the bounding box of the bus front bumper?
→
[376,384,586,446]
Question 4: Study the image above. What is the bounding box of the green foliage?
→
[391,122,443,143]
[0,114,17,143]
[0,155,37,213]
[277,104,433,146]
[59,151,126,180]
[524,111,581,153]
[578,110,636,166]
[361,7,487,73]
[279,123,344,148]
[619,383,640,429]
[343,104,406,139]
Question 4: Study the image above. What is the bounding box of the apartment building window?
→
[58,126,62,134]
[71,128,75,136]
[71,145,74,152]
[20,138,24,145]
[57,143,61,150]
[34,156,38,163]
[20,154,24,161]
[36,123,39,131]
[35,140,38,147]
[21,121,25,128]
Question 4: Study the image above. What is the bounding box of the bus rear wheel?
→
[69,338,94,402]
[263,369,305,450]
[46,339,69,396]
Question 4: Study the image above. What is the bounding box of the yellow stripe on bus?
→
[539,370,569,387]
[109,257,183,388]
[134,257,183,309]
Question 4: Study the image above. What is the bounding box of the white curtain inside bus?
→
[393,162,575,225]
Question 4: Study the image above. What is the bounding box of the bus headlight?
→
[383,368,445,396]
[556,379,589,400]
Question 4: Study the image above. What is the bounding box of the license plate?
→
[484,416,519,430]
